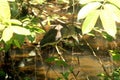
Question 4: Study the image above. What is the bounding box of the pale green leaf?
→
[100,10,117,37]
[11,26,31,35]
[104,4,120,23]
[77,2,101,20]
[7,0,15,2]
[30,0,45,5]
[0,24,5,31]
[2,27,13,42]
[0,0,11,22]
[82,10,100,34]
[107,0,120,9]
[79,0,104,4]
[10,19,22,25]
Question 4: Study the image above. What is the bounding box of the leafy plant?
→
[0,70,6,78]
[0,1,29,40]
[109,50,120,61]
[0,0,44,51]
[77,0,120,38]
[45,57,68,66]
[98,67,120,80]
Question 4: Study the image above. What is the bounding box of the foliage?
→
[0,70,6,79]
[109,50,120,61]
[45,57,68,66]
[97,49,120,80]
[0,0,44,51]
[77,0,120,38]
[98,67,120,80]
[0,0,120,79]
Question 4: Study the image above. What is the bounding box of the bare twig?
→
[55,45,65,62]
[83,38,111,78]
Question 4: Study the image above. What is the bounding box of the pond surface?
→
[0,44,120,80]
[0,45,119,80]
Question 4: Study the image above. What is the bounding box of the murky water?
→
[0,45,119,80]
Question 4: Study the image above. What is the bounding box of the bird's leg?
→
[55,45,65,62]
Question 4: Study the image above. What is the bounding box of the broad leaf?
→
[104,4,120,23]
[109,50,120,61]
[13,39,21,48]
[79,0,104,4]
[14,34,25,46]
[100,10,116,37]
[82,10,100,34]
[108,0,120,9]
[2,27,13,42]
[77,2,101,20]
[8,0,15,2]
[10,19,22,25]
[30,0,45,5]
[112,54,120,61]
[0,0,10,22]
[11,26,31,35]
[0,24,5,31]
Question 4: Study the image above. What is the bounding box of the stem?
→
[83,38,111,77]
[55,45,65,61]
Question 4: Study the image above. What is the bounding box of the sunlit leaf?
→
[100,10,116,38]
[0,0,11,22]
[2,27,13,42]
[30,0,45,5]
[11,26,31,35]
[0,24,5,31]
[7,0,15,2]
[82,10,100,34]
[79,0,104,4]
[104,4,120,23]
[57,0,69,4]
[77,2,101,20]
[108,0,120,9]
[10,19,22,25]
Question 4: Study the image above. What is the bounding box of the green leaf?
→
[11,26,31,35]
[0,0,11,22]
[56,60,68,66]
[77,2,101,20]
[8,0,15,2]
[104,4,120,23]
[13,39,21,48]
[79,0,104,4]
[28,26,45,33]
[108,0,120,9]
[112,53,120,61]
[102,32,114,41]
[27,35,35,42]
[10,19,22,25]
[2,27,13,42]
[0,24,5,31]
[100,9,117,38]
[14,34,25,46]
[0,47,3,51]
[30,0,45,5]
[45,57,57,63]
[62,72,69,80]
[0,70,6,77]
[82,10,100,34]
[4,42,11,51]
